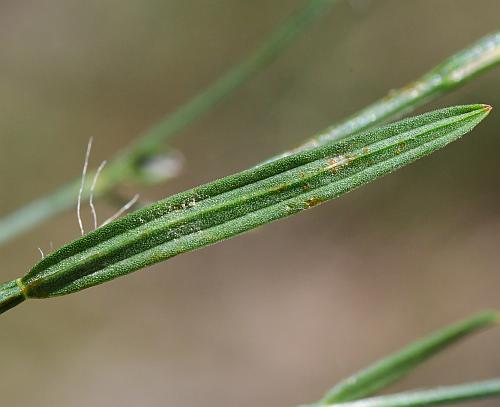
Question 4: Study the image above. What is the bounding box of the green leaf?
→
[291,31,500,154]
[314,311,499,405]
[0,104,491,314]
[324,379,500,407]
[0,280,25,315]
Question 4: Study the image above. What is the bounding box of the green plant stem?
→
[0,105,490,314]
[324,379,500,407]
[0,279,25,315]
[314,311,499,405]
[0,0,338,245]
[271,31,500,162]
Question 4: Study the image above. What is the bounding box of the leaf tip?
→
[481,104,493,113]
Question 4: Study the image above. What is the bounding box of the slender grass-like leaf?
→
[0,0,338,245]
[268,31,500,163]
[311,311,499,405]
[323,379,500,407]
[0,104,491,315]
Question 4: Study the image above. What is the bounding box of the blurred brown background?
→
[0,1,499,406]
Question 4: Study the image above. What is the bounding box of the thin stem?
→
[323,379,500,407]
[270,31,500,162]
[0,0,338,245]
[0,279,25,315]
[90,160,108,230]
[315,311,499,405]
[100,193,140,227]
[77,137,93,236]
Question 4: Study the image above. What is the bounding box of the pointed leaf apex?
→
[482,104,493,113]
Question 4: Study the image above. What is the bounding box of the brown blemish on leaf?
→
[396,142,406,155]
[271,183,287,192]
[306,197,323,207]
[326,153,356,173]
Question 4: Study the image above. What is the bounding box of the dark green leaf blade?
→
[0,104,491,314]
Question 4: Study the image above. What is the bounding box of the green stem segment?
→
[0,104,491,314]
[271,31,500,161]
[313,311,499,405]
[0,279,26,314]
[325,379,500,407]
[0,0,338,245]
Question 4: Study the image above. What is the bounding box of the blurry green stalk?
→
[271,30,500,160]
[315,311,499,404]
[301,311,500,407]
[0,0,338,244]
[324,379,500,407]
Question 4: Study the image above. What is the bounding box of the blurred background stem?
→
[0,0,338,245]
[271,31,500,160]
[299,311,499,407]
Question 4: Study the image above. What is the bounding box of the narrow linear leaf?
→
[0,0,338,245]
[314,311,499,405]
[324,379,500,407]
[270,31,500,162]
[0,104,491,314]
